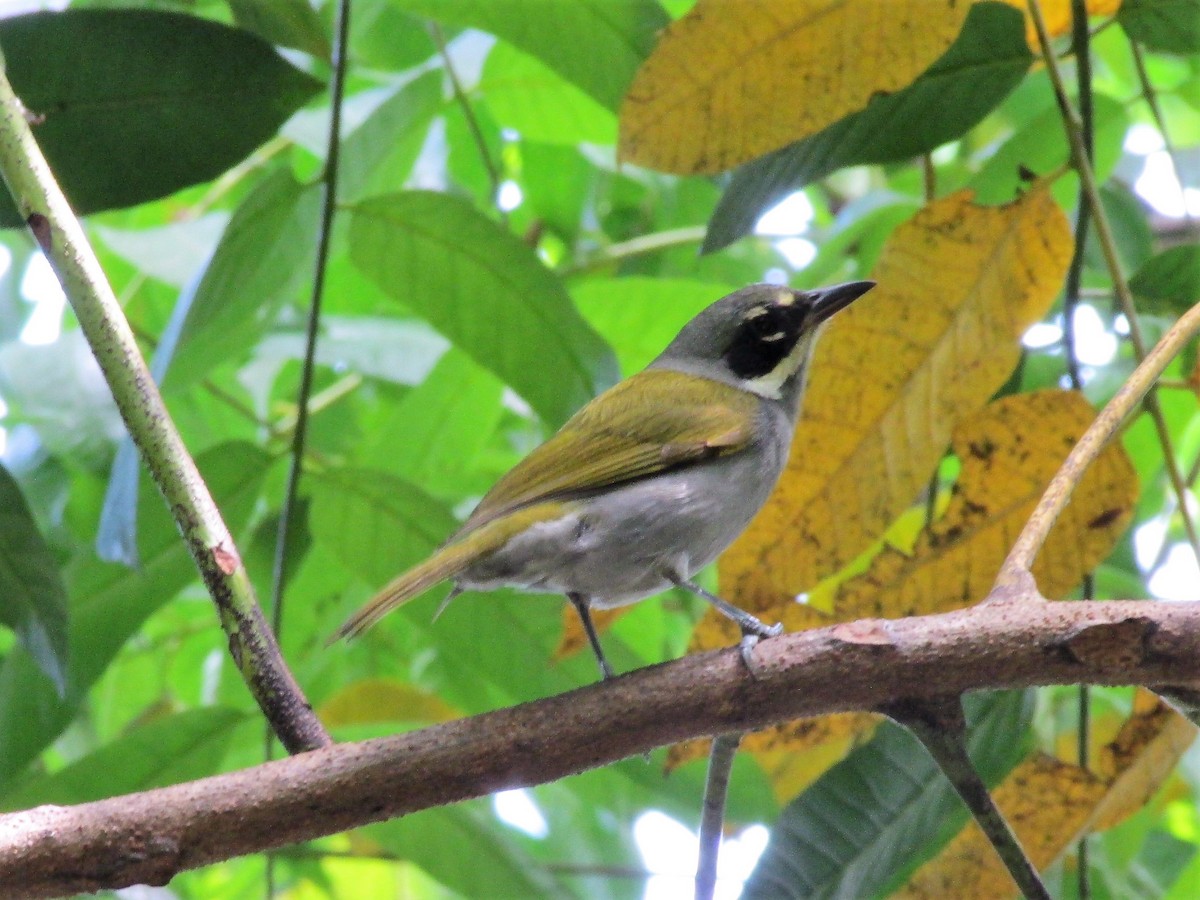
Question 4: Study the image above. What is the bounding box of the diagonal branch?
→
[0,67,329,754]
[996,300,1200,593]
[2,595,1199,898]
[1025,0,1200,565]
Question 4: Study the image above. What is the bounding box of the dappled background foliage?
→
[0,0,1198,897]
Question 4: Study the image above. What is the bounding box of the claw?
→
[737,621,780,679]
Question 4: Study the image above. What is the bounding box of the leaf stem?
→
[0,54,328,753]
[563,225,709,275]
[430,22,504,212]
[882,697,1050,900]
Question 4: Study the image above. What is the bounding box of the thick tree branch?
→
[1,595,1198,898]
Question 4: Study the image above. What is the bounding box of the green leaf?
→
[514,142,595,243]
[2,707,245,809]
[227,0,331,58]
[309,468,458,586]
[1129,244,1200,315]
[972,93,1129,205]
[389,0,667,110]
[349,191,618,425]
[366,801,571,897]
[339,70,445,202]
[358,350,505,495]
[482,41,617,145]
[0,443,270,792]
[351,0,437,71]
[93,213,229,289]
[0,331,126,471]
[704,2,1030,252]
[0,10,322,227]
[0,464,69,697]
[164,169,322,391]
[571,277,732,374]
[745,690,1034,900]
[1119,0,1200,54]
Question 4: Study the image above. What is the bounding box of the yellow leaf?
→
[721,187,1073,613]
[998,0,1122,47]
[1090,690,1195,830]
[318,678,460,728]
[553,605,628,662]
[686,389,1133,790]
[748,714,880,800]
[896,753,1108,899]
[899,693,1193,897]
[619,0,969,174]
[835,389,1138,619]
[666,712,878,796]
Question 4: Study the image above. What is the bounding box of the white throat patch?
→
[743,328,816,399]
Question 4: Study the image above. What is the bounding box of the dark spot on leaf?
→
[1088,508,1123,529]
[968,438,994,459]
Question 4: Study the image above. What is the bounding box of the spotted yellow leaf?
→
[687,389,1133,786]
[619,0,969,174]
[721,186,1073,614]
[896,753,1107,898]
[1090,690,1195,830]
[835,389,1138,619]
[666,711,879,796]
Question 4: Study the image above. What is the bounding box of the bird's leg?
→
[567,593,616,681]
[670,577,783,672]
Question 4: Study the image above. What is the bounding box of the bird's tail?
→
[330,501,570,642]
[331,540,480,641]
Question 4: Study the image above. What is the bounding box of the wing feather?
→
[460,370,758,533]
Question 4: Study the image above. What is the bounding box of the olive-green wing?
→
[460,369,759,533]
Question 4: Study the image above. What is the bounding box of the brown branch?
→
[997,300,1200,592]
[2,595,1199,898]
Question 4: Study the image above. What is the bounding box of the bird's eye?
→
[745,308,784,339]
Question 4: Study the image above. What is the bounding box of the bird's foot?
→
[737,621,782,679]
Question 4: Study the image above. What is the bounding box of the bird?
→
[333,280,875,680]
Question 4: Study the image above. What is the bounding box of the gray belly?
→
[458,418,789,605]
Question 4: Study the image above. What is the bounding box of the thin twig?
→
[270,0,351,645]
[429,22,503,211]
[0,53,328,755]
[997,301,1200,588]
[269,373,363,441]
[563,226,709,275]
[1067,3,1095,892]
[1129,41,1193,225]
[883,697,1050,900]
[1018,0,1200,575]
[695,733,740,900]
[265,3,351,895]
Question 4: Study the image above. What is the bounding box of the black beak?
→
[808,280,875,325]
